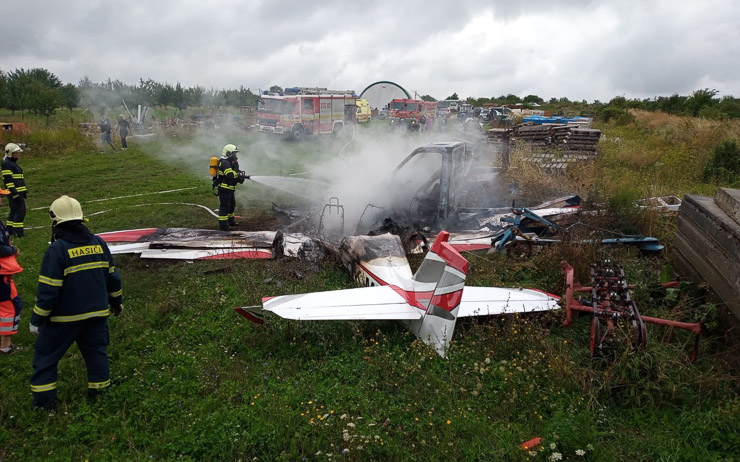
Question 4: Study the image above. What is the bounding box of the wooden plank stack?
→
[489,124,602,171]
[553,128,601,154]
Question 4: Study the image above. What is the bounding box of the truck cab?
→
[358,141,474,232]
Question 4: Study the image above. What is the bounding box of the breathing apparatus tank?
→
[210,156,220,195]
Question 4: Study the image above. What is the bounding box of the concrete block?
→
[676,216,739,289]
[681,195,740,260]
[715,187,740,225]
[673,234,740,321]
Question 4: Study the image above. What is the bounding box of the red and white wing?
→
[261,286,422,321]
[458,287,559,317]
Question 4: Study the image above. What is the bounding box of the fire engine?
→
[388,99,436,130]
[257,87,357,140]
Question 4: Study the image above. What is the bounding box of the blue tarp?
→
[523,115,590,125]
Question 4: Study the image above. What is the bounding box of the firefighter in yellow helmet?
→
[215,144,249,230]
[2,143,27,237]
[30,195,123,410]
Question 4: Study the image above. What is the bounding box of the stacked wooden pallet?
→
[503,124,601,171]
[511,124,551,147]
[554,128,601,154]
[672,187,740,334]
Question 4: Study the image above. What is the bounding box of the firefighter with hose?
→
[211,144,250,230]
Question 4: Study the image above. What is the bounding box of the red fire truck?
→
[388,99,436,130]
[257,87,357,140]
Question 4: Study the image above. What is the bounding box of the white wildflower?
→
[549,452,563,461]
[550,442,557,450]
[576,449,586,456]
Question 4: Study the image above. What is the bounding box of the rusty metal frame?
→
[560,261,702,361]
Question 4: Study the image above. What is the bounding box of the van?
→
[356,99,371,123]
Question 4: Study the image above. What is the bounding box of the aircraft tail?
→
[409,231,469,357]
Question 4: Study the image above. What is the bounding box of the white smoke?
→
[137,119,465,233]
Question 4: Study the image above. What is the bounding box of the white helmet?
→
[4,143,22,156]
[49,195,84,225]
[222,144,239,157]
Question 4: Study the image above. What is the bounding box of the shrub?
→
[702,139,740,186]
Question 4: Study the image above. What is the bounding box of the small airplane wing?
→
[99,228,277,259]
[458,287,559,317]
[236,285,422,323]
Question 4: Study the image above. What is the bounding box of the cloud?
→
[1,0,738,101]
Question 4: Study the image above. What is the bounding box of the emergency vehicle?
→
[388,99,437,130]
[257,87,357,140]
[355,99,371,123]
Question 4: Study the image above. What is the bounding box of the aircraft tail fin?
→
[409,231,469,357]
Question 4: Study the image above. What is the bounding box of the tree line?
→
[0,68,262,125]
[1,67,739,125]
[456,90,740,121]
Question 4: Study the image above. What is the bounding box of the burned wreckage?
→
[99,141,673,357]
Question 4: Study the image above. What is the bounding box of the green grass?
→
[0,118,738,461]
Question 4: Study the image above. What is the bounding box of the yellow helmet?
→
[4,143,22,156]
[49,195,84,225]
[222,143,239,157]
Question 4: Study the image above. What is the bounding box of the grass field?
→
[0,113,738,461]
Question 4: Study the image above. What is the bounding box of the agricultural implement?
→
[560,260,702,361]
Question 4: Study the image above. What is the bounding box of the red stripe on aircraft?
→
[430,231,450,254]
[199,250,272,259]
[233,306,264,324]
[98,228,159,242]
[449,243,491,252]
[438,242,469,274]
[430,289,463,312]
[530,288,561,300]
[358,262,430,312]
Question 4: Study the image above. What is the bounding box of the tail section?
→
[408,231,469,357]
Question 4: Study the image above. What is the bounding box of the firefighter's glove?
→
[30,324,40,336]
[110,304,124,316]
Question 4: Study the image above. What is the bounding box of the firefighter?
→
[2,143,28,237]
[216,144,249,230]
[29,195,123,411]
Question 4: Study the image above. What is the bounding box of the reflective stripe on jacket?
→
[34,235,122,323]
[217,156,239,190]
[1,157,25,196]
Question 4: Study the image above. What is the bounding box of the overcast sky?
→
[3,0,739,102]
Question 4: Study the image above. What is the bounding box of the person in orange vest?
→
[0,214,21,354]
